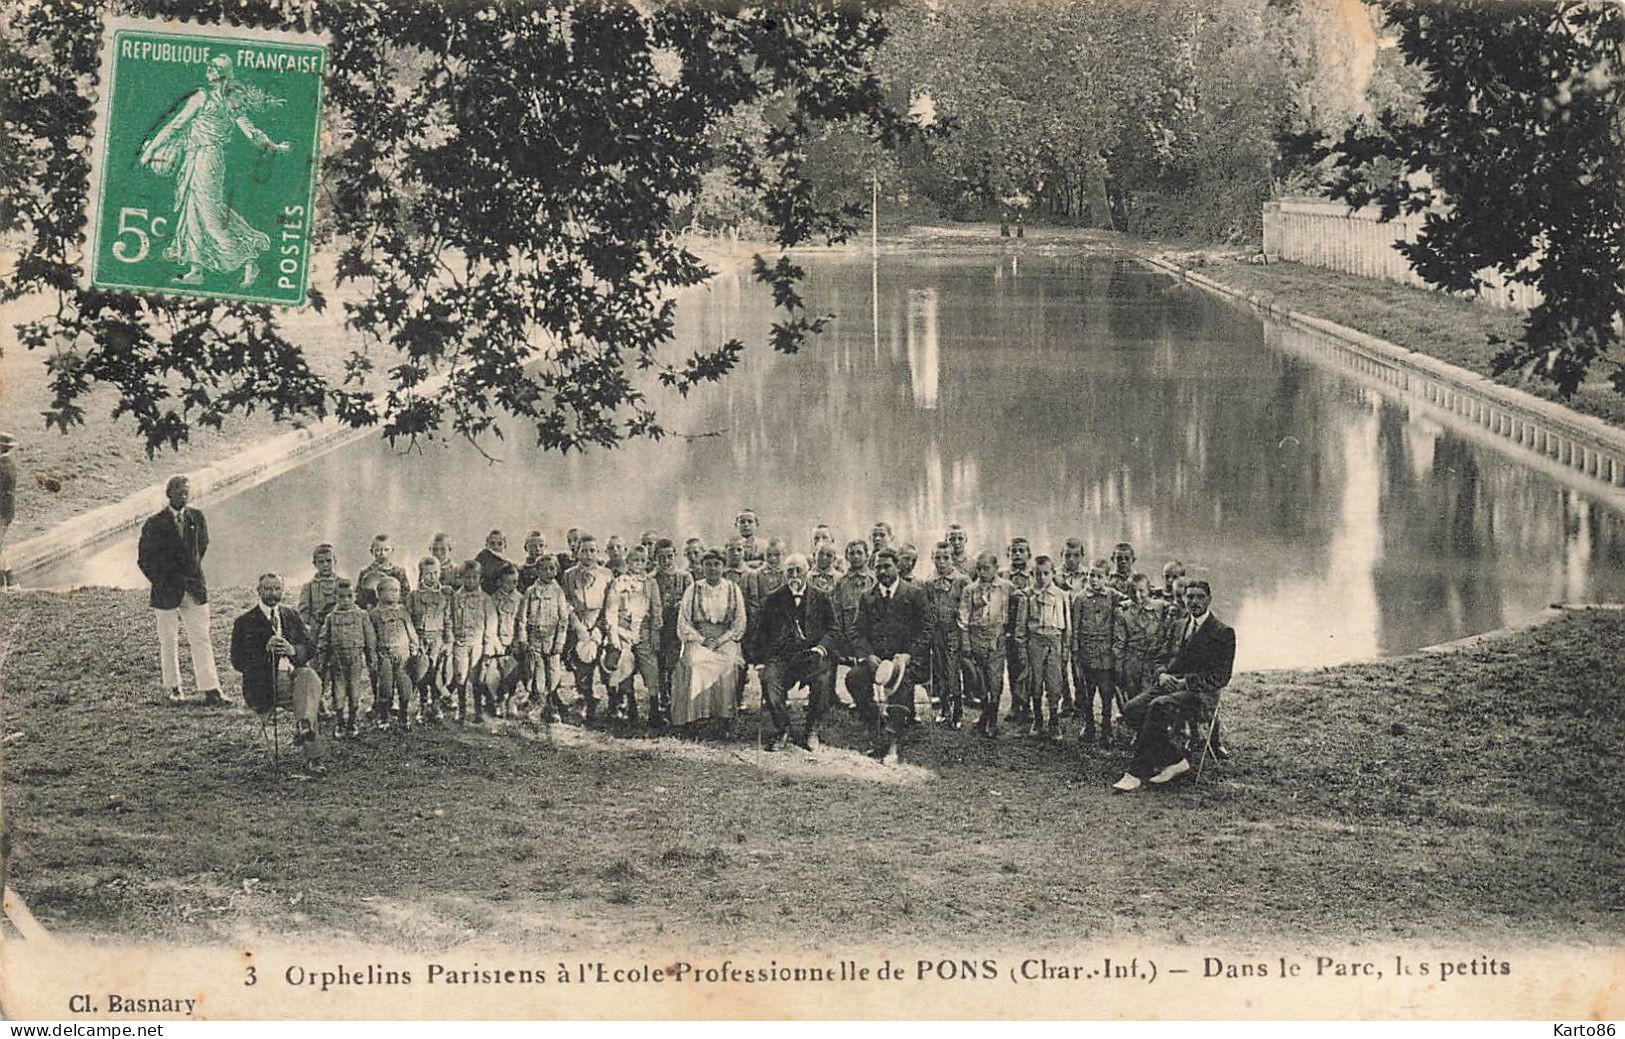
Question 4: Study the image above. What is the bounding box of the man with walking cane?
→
[751,553,839,752]
[232,573,324,774]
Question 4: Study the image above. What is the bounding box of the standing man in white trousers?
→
[137,475,222,705]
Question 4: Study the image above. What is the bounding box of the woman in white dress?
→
[139,55,289,287]
[670,549,747,727]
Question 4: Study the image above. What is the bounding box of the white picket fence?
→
[1262,199,1542,312]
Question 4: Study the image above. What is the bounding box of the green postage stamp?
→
[86,17,327,307]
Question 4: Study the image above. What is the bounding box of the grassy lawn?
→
[1,587,1619,952]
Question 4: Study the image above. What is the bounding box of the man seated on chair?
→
[751,552,839,753]
[1112,580,1234,791]
[231,573,324,767]
[846,548,930,764]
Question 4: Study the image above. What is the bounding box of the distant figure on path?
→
[137,475,222,705]
[1112,581,1235,791]
[0,432,16,588]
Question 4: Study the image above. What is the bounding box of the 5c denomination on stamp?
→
[85,16,326,306]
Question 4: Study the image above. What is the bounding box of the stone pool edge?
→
[8,242,764,581]
[1135,250,1625,485]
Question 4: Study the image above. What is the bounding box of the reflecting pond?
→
[32,246,1625,670]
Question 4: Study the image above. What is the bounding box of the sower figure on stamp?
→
[138,54,290,288]
[231,573,323,769]
[1113,581,1235,791]
[137,475,222,706]
[846,548,930,764]
[752,553,838,752]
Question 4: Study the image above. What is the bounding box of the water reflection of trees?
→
[663,252,1625,661]
[59,251,1625,666]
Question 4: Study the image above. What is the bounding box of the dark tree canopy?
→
[0,1,910,454]
[1313,0,1624,398]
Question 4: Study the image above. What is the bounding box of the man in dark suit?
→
[231,573,324,766]
[136,475,222,705]
[845,548,931,762]
[230,573,314,711]
[751,552,839,752]
[1113,580,1235,791]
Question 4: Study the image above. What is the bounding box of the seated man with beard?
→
[231,573,324,771]
[751,553,838,752]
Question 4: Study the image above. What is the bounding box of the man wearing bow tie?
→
[751,553,838,751]
[1113,580,1235,791]
[846,548,930,761]
[137,475,222,705]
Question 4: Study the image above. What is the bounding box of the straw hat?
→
[872,657,908,698]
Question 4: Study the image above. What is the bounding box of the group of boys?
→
[286,511,1212,764]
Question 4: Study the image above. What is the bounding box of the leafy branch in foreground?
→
[0,0,912,455]
[1307,0,1623,398]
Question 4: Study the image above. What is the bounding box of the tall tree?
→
[0,1,910,454]
[1317,0,1624,397]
